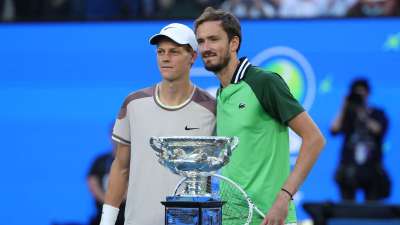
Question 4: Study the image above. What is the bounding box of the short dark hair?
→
[194,7,242,52]
[350,78,370,93]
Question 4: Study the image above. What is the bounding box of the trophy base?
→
[162,196,224,225]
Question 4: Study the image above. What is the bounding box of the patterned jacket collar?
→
[230,57,252,84]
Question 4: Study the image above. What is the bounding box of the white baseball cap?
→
[149,23,198,51]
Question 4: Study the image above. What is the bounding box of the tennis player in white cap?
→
[99,23,216,225]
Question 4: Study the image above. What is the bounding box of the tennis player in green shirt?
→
[195,7,326,225]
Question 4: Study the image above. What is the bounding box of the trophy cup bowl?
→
[150,136,239,196]
[150,136,238,176]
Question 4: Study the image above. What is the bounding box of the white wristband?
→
[99,204,120,225]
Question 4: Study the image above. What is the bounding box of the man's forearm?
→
[331,104,347,133]
[282,131,325,195]
[366,118,382,135]
[104,160,129,207]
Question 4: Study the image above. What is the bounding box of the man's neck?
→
[158,78,194,107]
[217,56,240,88]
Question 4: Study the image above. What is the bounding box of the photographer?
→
[330,78,390,202]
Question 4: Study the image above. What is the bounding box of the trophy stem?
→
[184,175,208,196]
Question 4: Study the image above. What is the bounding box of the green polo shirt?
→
[217,58,304,224]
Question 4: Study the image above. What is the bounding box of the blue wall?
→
[0,19,399,225]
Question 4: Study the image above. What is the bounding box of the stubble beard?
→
[204,53,231,74]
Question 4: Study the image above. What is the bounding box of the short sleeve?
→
[246,69,304,125]
[112,99,131,145]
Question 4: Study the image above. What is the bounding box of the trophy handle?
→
[230,136,239,150]
[149,137,162,153]
[226,136,239,156]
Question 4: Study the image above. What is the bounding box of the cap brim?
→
[150,34,190,45]
[149,34,163,45]
[149,32,197,51]
[149,34,183,45]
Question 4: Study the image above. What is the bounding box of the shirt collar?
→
[230,57,251,84]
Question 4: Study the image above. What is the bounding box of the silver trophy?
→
[149,136,239,225]
[150,136,239,196]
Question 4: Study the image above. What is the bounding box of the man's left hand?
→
[260,191,290,225]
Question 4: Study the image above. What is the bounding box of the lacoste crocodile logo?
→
[239,103,246,109]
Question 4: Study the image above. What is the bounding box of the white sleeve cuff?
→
[99,204,120,225]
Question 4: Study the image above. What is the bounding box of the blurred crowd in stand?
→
[221,0,400,18]
[0,0,399,21]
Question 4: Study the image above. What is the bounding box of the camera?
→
[347,92,365,107]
